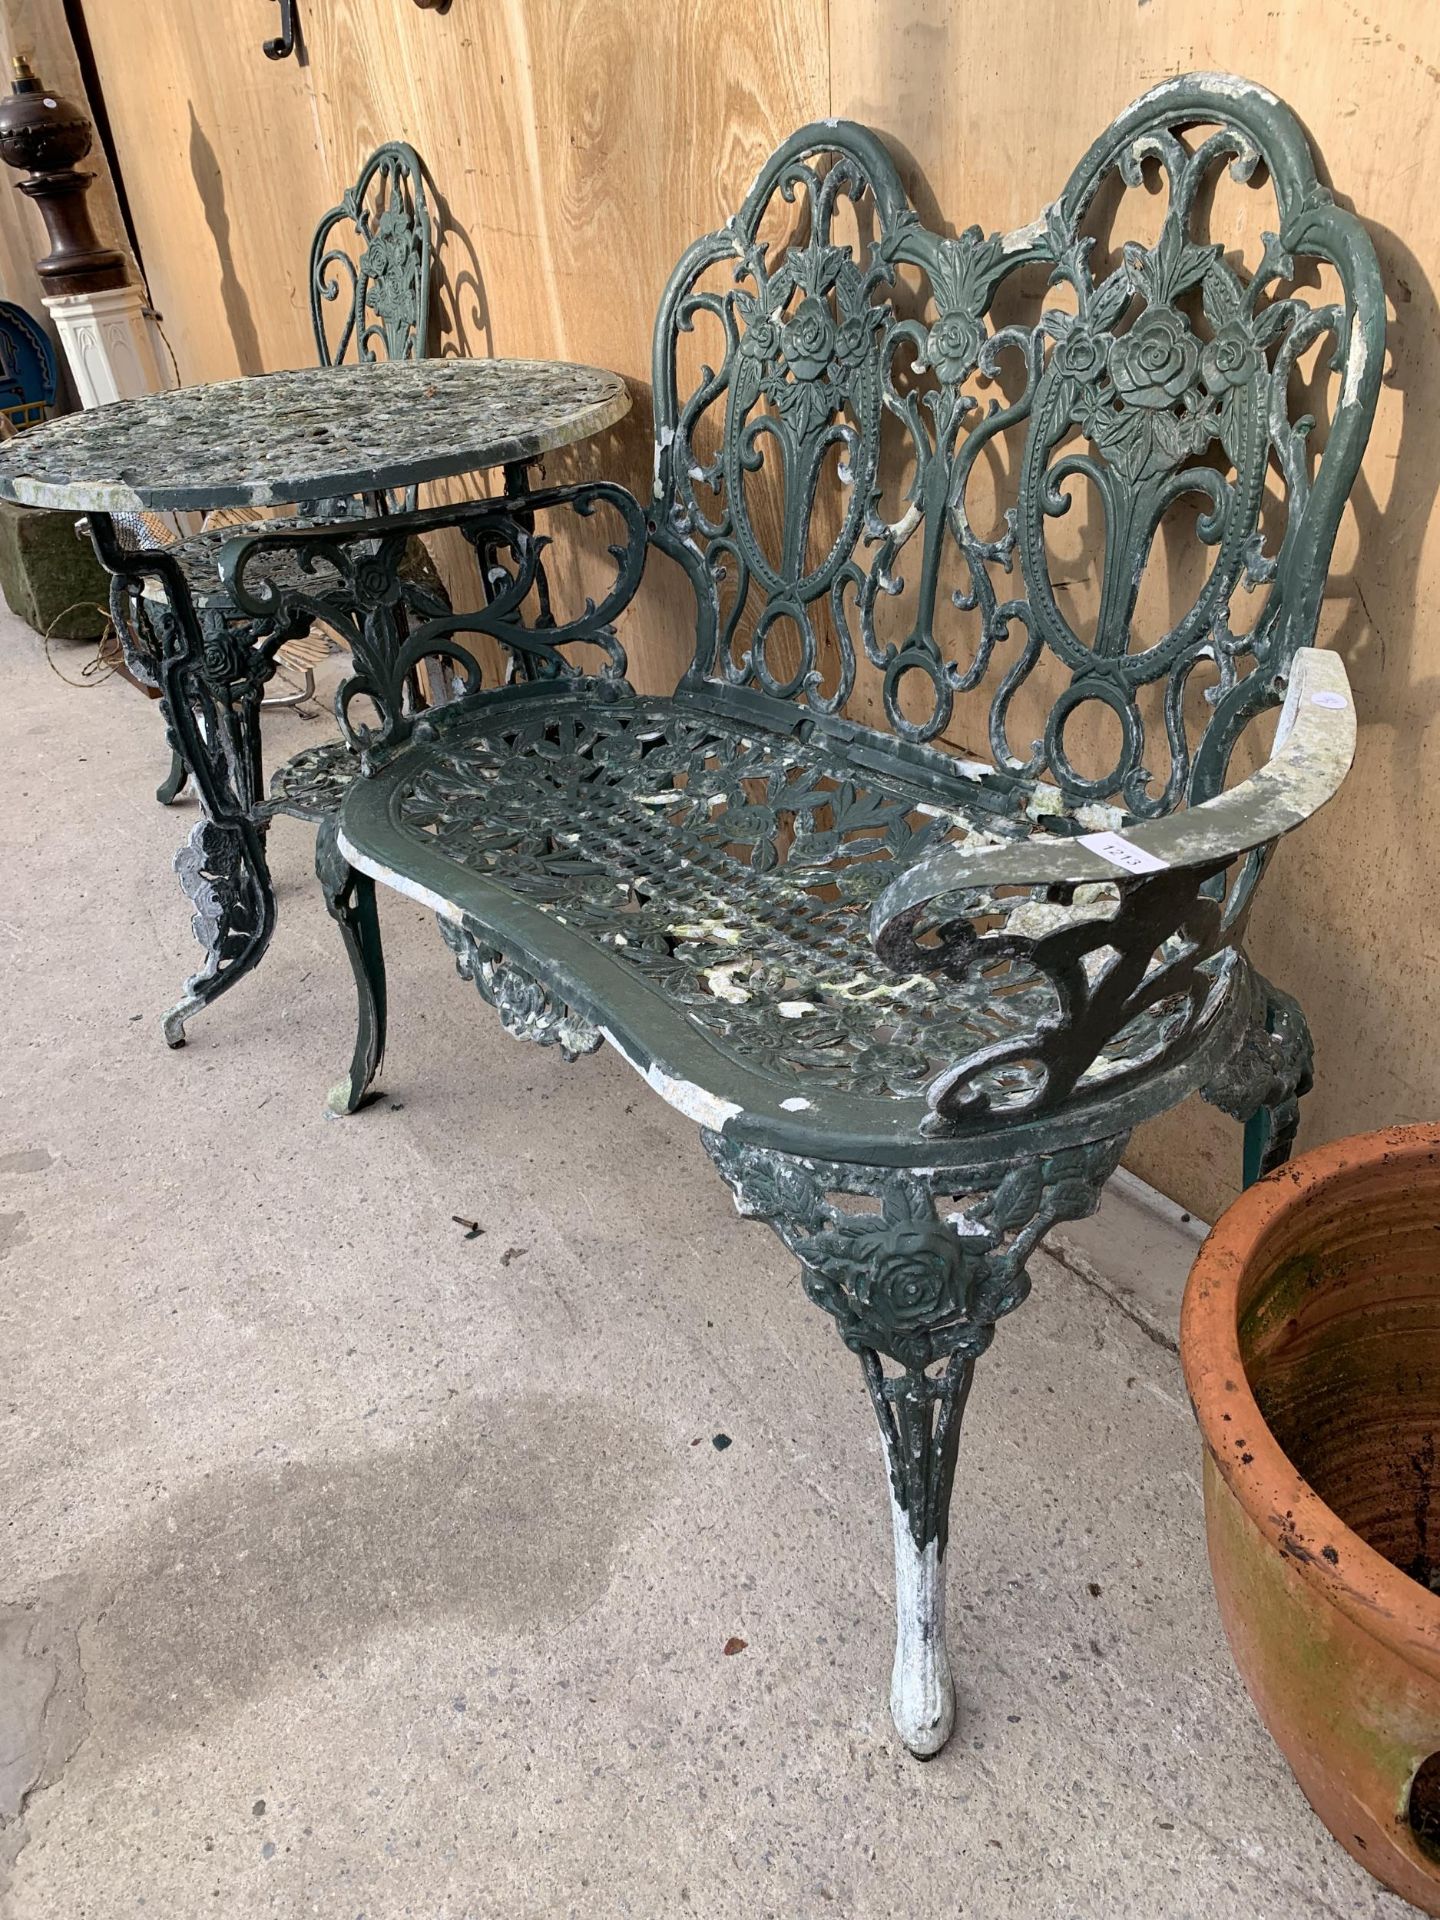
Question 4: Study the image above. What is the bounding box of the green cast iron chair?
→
[223,76,1383,1756]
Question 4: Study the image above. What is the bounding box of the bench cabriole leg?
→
[156,750,188,806]
[868,1348,974,1755]
[701,1130,1126,1758]
[315,816,387,1115]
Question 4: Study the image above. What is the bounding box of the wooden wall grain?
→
[70,0,1439,1220]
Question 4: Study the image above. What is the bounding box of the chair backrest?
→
[0,299,57,431]
[651,76,1383,819]
[309,141,433,369]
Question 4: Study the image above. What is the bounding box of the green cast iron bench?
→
[224,74,1382,1756]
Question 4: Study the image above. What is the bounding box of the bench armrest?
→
[870,649,1355,1133]
[218,481,648,758]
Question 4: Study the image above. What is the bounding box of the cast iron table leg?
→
[89,512,280,1045]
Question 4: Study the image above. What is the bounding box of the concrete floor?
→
[0,613,1415,1920]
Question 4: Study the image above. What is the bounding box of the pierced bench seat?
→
[336,683,1253,1162]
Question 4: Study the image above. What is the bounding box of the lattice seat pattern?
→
[148,521,345,608]
[367,688,1210,1118]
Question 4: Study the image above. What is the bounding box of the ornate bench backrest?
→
[651,76,1383,817]
[309,141,433,368]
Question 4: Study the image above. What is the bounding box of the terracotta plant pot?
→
[1182,1124,1440,1914]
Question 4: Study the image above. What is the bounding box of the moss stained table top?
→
[0,359,631,513]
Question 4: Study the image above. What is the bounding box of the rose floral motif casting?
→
[1200,320,1263,394]
[1107,308,1201,408]
[1053,326,1109,383]
[801,1215,979,1349]
[782,295,837,381]
[359,202,421,346]
[926,311,983,385]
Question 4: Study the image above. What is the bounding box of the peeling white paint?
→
[1004,892,1117,942]
[647,1061,741,1129]
[889,1488,955,1758]
[1074,800,1127,833]
[653,425,675,496]
[1341,309,1368,406]
[917,793,997,823]
[827,971,935,1002]
[671,918,742,945]
[1143,71,1278,107]
[703,963,752,1004]
[13,474,147,514]
[1024,783,1066,821]
[780,1096,813,1111]
[335,828,460,921]
[598,1028,741,1129]
[1000,209,1049,256]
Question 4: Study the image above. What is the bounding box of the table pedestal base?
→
[90,513,284,1044]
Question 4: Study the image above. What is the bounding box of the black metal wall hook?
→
[263,0,299,61]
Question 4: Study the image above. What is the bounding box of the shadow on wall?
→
[186,105,263,376]
[1319,219,1437,787]
[1249,214,1440,1108]
[422,163,493,364]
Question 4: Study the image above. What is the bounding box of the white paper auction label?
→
[1076,830,1170,875]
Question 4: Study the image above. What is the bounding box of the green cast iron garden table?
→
[0,357,630,1041]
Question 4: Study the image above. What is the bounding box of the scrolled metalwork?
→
[249,83,1380,1761]
[309,142,432,369]
[223,482,648,761]
[1201,972,1313,1177]
[702,1131,1126,1549]
[438,916,602,1060]
[652,80,1383,821]
[87,515,295,1043]
[873,858,1238,1133]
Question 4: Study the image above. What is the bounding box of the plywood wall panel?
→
[81,0,828,687]
[78,0,328,382]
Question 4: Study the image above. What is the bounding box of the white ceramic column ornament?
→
[43,285,166,407]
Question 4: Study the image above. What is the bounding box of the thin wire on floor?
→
[42,601,117,688]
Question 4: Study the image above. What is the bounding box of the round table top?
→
[0,358,631,514]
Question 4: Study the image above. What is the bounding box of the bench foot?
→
[888,1481,955,1758]
[702,1130,1126,1757]
[866,1350,972,1755]
[316,819,387,1115]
